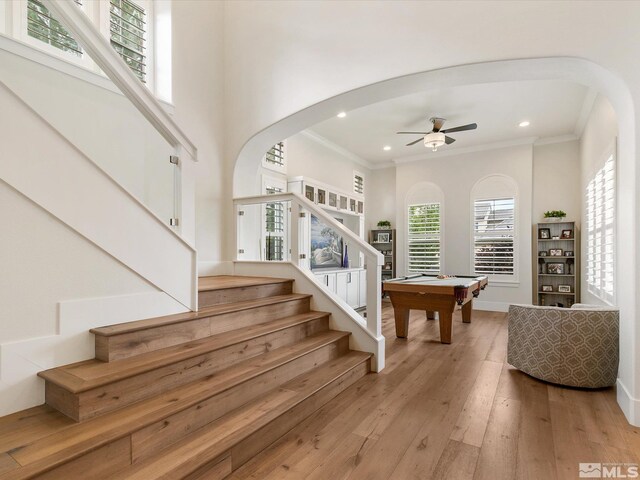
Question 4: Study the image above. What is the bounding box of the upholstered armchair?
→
[507,303,619,388]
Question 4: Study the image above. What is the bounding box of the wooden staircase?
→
[0,276,371,479]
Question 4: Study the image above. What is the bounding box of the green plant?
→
[377,220,391,228]
[544,210,567,218]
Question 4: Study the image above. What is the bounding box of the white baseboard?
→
[473,300,510,312]
[0,291,187,417]
[616,378,640,427]
[198,260,234,277]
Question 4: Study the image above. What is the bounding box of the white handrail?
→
[42,0,197,161]
[234,192,384,338]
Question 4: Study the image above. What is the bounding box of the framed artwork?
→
[561,229,573,239]
[547,263,565,275]
[549,248,563,256]
[377,233,390,243]
[539,228,551,239]
[558,285,572,293]
[310,215,343,269]
[565,250,574,257]
[541,285,553,292]
[539,251,547,257]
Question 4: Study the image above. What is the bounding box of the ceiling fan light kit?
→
[424,132,445,151]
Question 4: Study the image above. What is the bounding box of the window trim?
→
[406,202,443,275]
[585,142,616,305]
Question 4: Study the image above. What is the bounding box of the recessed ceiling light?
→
[383,145,391,151]
[337,112,347,118]
[519,121,530,127]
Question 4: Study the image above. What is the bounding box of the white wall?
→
[366,167,396,232]
[394,144,533,310]
[579,95,618,305]
[532,140,581,225]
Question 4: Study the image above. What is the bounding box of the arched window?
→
[471,175,518,281]
[405,182,444,274]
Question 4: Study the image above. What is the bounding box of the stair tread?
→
[90,293,311,337]
[39,311,332,393]
[5,330,352,477]
[113,351,371,479]
[198,275,293,293]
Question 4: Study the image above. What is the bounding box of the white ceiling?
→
[307,80,591,166]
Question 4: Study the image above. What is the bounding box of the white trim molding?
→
[617,378,640,426]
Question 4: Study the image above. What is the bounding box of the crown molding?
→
[533,133,578,146]
[574,87,598,138]
[300,130,375,170]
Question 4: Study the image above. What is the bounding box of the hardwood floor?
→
[230,302,640,480]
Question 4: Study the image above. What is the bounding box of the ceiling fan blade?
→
[397,131,429,135]
[440,123,477,134]
[445,136,456,145]
[406,137,425,146]
[431,117,446,132]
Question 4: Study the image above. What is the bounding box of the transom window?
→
[27,0,83,57]
[586,152,615,303]
[263,142,287,172]
[473,198,515,276]
[407,203,441,273]
[353,171,364,195]
[110,0,147,83]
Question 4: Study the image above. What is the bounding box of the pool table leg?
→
[462,299,472,324]
[426,310,436,320]
[439,310,453,344]
[394,307,410,338]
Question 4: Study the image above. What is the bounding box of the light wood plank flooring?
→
[230,302,640,480]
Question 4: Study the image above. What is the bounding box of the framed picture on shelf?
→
[565,250,574,257]
[558,285,571,293]
[384,262,392,270]
[541,285,553,292]
[539,228,551,239]
[552,235,560,240]
[561,229,573,239]
[539,251,547,257]
[377,233,390,243]
[547,263,565,275]
[549,248,563,256]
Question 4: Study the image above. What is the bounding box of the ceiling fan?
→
[397,117,478,151]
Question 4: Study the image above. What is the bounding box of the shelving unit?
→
[370,229,396,290]
[533,220,580,307]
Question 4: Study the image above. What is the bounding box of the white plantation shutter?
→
[265,142,285,168]
[265,185,285,261]
[586,153,615,303]
[354,172,364,195]
[27,0,83,57]
[407,203,441,273]
[110,0,147,83]
[474,198,515,276]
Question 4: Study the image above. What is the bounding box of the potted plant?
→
[543,210,567,222]
[377,220,391,229]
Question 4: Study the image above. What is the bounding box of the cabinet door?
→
[346,271,359,308]
[336,272,348,302]
[359,271,366,308]
[305,185,315,202]
[315,273,336,293]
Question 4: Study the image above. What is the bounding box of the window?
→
[110,0,147,83]
[353,171,364,195]
[473,198,515,276]
[407,203,441,273]
[263,142,287,172]
[586,152,615,303]
[27,0,83,57]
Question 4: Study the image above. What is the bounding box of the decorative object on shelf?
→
[558,285,571,293]
[565,250,574,257]
[539,251,547,257]
[547,263,565,274]
[377,232,390,243]
[549,248,563,256]
[561,229,573,239]
[541,285,553,292]
[539,228,551,239]
[538,258,545,274]
[342,244,349,268]
[566,258,574,275]
[552,235,560,240]
[384,262,392,270]
[377,220,391,228]
[543,210,567,222]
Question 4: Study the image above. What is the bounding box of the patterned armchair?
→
[507,303,619,388]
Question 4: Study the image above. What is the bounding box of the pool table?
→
[383,274,488,343]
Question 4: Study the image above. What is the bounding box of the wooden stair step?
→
[3,331,352,480]
[91,293,312,361]
[39,311,332,421]
[198,276,294,308]
[110,351,372,479]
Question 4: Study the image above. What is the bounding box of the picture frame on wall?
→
[539,228,551,239]
[541,285,553,292]
[549,248,563,256]
[558,285,572,293]
[377,233,390,243]
[561,229,573,239]
[547,263,565,275]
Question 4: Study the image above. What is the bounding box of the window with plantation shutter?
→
[27,0,83,57]
[586,152,615,303]
[265,185,286,261]
[110,0,147,83]
[407,203,441,273]
[473,198,515,276]
[263,142,286,171]
[354,172,364,195]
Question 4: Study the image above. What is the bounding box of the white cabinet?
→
[314,272,336,294]
[359,270,367,308]
[336,270,359,308]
